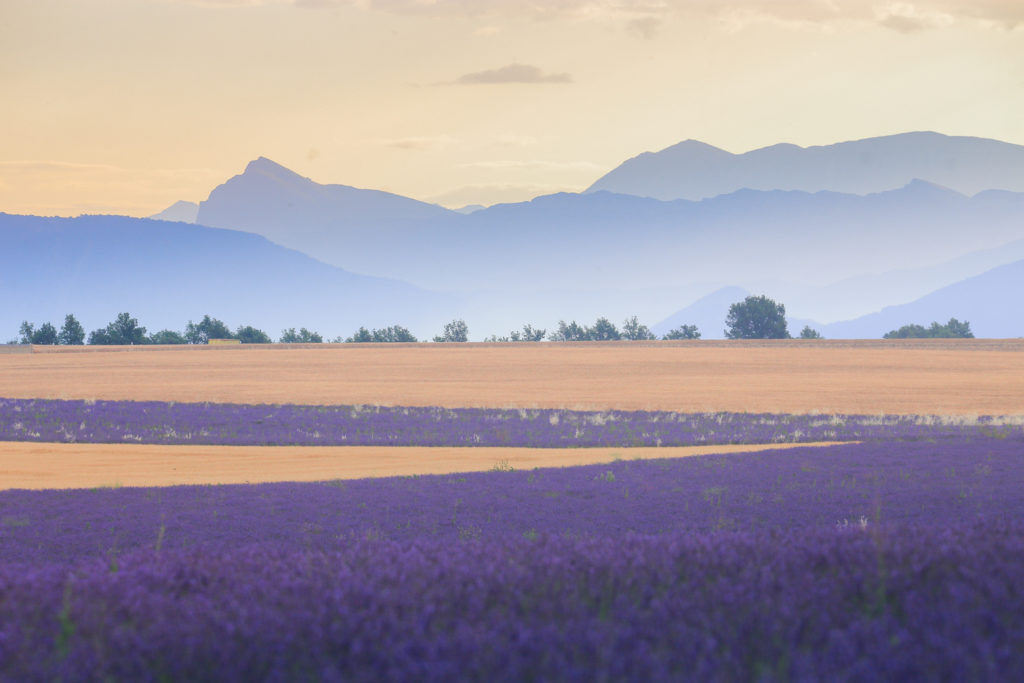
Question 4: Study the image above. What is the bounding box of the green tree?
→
[280,328,323,343]
[588,317,621,341]
[149,329,188,345]
[17,321,33,344]
[375,325,417,342]
[433,319,469,342]
[347,327,373,343]
[509,324,546,342]
[883,318,973,339]
[58,314,85,345]
[89,312,148,345]
[345,325,418,343]
[799,326,823,339]
[663,324,701,340]
[724,295,790,339]
[548,320,589,342]
[621,316,656,341]
[19,321,58,345]
[235,325,272,344]
[185,315,235,344]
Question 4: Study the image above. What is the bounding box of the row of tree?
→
[883,318,974,339]
[9,299,975,345]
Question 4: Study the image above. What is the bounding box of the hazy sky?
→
[2,0,1022,216]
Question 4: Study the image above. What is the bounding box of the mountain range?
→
[9,131,1024,339]
[587,131,1024,201]
[192,157,1024,296]
[0,213,455,341]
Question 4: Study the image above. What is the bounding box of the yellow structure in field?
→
[208,339,241,346]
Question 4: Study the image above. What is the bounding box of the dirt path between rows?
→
[0,441,842,490]
[2,342,1023,415]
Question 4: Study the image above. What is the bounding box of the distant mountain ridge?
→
[0,212,455,341]
[587,132,1024,201]
[196,157,457,251]
[193,159,1024,297]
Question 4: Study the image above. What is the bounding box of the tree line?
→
[7,298,975,345]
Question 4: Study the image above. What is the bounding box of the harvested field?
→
[2,340,1023,415]
[0,441,841,489]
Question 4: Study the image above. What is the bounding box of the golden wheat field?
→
[2,340,1022,488]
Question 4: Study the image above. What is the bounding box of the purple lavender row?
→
[1,397,1020,447]
[3,437,1024,680]
[4,438,1022,564]
[2,524,1022,682]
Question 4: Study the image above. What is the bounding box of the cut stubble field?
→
[2,340,1022,488]
[5,340,1024,414]
[0,441,844,489]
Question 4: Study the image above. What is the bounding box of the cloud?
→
[165,0,1024,31]
[462,159,604,172]
[0,160,221,217]
[373,135,457,150]
[875,3,954,32]
[627,16,661,38]
[452,64,572,85]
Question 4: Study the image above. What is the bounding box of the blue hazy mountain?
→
[587,132,1024,201]
[813,260,1024,339]
[653,260,1024,340]
[650,287,751,340]
[195,157,459,273]
[0,213,456,341]
[193,158,1024,298]
[149,200,199,223]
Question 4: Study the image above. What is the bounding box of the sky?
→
[2,0,1022,216]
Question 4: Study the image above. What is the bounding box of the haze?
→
[3,0,1023,216]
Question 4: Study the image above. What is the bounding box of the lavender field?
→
[2,419,1024,680]
[1,396,1022,448]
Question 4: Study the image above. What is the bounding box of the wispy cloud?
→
[373,135,457,150]
[446,64,572,85]
[462,159,604,172]
[0,160,221,217]
[164,0,1024,31]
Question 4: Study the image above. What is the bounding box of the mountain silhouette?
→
[0,213,456,341]
[587,132,1024,200]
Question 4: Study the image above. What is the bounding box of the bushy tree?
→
[509,324,546,342]
[724,296,790,339]
[18,321,58,345]
[280,328,323,343]
[621,316,656,341]
[884,318,973,339]
[345,325,418,343]
[347,327,373,343]
[58,314,85,345]
[588,317,621,341]
[185,315,235,344]
[549,320,589,342]
[433,319,469,342]
[149,329,188,345]
[89,313,147,345]
[235,325,272,344]
[799,326,823,339]
[663,324,701,340]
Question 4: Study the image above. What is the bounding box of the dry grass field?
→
[3,340,1023,414]
[0,441,843,490]
[3,340,1021,488]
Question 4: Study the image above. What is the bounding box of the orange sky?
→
[2,0,1022,216]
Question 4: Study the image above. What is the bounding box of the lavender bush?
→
[1,397,1020,447]
[2,436,1024,679]
[2,525,1021,682]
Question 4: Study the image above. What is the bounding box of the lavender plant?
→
[1,397,1020,447]
[3,414,1024,679]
